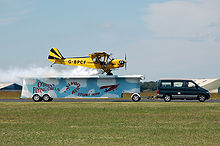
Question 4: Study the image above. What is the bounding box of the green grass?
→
[0,102,220,145]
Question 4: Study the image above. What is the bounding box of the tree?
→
[140,81,157,92]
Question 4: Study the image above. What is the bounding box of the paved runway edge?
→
[0,98,220,102]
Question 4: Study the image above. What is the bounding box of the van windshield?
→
[186,81,197,88]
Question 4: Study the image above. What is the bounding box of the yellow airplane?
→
[48,48,127,75]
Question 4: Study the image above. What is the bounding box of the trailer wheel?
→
[32,94,42,102]
[131,93,141,102]
[43,94,51,102]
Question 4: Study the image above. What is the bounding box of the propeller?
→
[125,53,127,71]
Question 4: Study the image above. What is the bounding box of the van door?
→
[172,81,185,99]
[159,81,172,95]
[183,81,198,99]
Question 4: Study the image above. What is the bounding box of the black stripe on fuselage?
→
[51,48,62,59]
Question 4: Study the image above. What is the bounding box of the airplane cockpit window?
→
[93,55,114,65]
[107,56,114,63]
[100,56,105,62]
[99,56,106,65]
[93,56,106,65]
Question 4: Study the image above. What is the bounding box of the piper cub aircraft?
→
[48,48,127,75]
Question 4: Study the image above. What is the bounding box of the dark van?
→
[157,79,210,102]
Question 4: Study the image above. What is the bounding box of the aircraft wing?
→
[89,52,110,58]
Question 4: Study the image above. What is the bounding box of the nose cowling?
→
[119,60,126,64]
[111,59,126,68]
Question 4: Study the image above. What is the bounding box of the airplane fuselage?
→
[49,57,125,72]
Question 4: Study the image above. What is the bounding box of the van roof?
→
[159,78,192,81]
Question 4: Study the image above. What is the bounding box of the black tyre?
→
[42,94,51,102]
[131,94,141,102]
[198,94,206,102]
[107,72,113,75]
[32,94,42,102]
[164,95,171,102]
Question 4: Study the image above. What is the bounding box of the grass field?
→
[0,102,220,145]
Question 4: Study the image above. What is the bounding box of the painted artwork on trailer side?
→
[21,76,141,98]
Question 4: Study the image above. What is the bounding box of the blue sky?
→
[0,0,220,80]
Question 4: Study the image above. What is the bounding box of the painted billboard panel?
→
[21,75,144,98]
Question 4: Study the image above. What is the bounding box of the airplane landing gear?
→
[107,72,113,75]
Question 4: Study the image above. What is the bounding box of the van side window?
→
[186,81,196,88]
[161,82,171,87]
[173,82,184,87]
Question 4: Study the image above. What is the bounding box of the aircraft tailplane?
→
[48,48,65,60]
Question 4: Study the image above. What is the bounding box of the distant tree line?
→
[140,81,157,92]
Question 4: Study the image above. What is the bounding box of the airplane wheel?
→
[107,72,113,75]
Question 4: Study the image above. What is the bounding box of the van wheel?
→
[131,93,141,102]
[43,94,51,102]
[32,94,42,102]
[198,94,206,102]
[164,95,171,102]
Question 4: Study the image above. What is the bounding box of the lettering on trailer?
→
[64,81,81,94]
[78,92,100,96]
[33,81,60,93]
[33,81,120,96]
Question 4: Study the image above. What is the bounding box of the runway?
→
[1,98,220,102]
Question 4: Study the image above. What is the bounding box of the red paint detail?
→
[33,81,59,94]
[65,81,81,94]
[100,84,120,92]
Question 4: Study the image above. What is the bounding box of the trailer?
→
[21,75,144,102]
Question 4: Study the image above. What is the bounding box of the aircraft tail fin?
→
[48,48,65,60]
